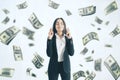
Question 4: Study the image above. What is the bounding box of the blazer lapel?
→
[53,36,58,59]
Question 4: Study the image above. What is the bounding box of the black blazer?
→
[46,35,74,73]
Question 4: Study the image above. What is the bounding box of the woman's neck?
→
[57,32,63,38]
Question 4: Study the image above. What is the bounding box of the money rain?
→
[0,0,120,80]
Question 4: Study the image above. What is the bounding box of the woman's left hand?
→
[66,28,72,39]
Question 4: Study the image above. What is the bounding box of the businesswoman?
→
[46,17,74,80]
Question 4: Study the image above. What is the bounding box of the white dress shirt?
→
[56,34,66,62]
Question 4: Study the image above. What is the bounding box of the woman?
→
[46,17,74,80]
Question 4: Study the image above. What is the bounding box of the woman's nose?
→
[59,24,62,27]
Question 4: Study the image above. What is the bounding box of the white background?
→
[0,0,120,80]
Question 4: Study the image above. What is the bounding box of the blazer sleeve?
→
[46,39,53,57]
[66,38,74,56]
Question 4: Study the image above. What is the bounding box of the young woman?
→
[46,18,74,80]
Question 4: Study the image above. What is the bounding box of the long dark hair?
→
[53,18,66,36]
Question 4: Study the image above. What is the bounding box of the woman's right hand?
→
[48,28,54,39]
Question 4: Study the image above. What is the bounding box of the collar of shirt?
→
[55,33,65,40]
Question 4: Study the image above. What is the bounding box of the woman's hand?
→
[48,28,54,39]
[66,28,72,39]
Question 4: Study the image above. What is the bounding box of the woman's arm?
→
[46,28,54,57]
[66,38,74,56]
[65,28,74,56]
[46,39,53,57]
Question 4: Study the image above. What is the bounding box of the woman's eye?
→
[56,23,59,25]
[60,22,63,25]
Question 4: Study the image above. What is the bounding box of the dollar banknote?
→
[104,55,120,80]
[2,9,10,14]
[26,67,32,75]
[105,44,112,48]
[85,71,96,80]
[29,43,34,47]
[85,56,94,62]
[95,16,103,24]
[110,25,120,37]
[80,47,88,55]
[28,13,43,29]
[31,73,36,77]
[79,64,83,67]
[48,0,60,9]
[13,19,16,23]
[1,16,10,24]
[26,67,36,77]
[91,50,94,54]
[104,1,118,15]
[86,70,90,75]
[78,5,96,16]
[23,27,35,40]
[13,45,23,61]
[73,70,86,80]
[82,32,99,45]
[0,68,15,77]
[16,1,28,9]
[65,10,72,16]
[91,23,95,27]
[0,26,20,45]
[105,21,110,25]
[97,28,101,30]
[94,58,102,71]
[32,53,44,69]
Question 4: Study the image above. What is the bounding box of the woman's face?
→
[55,19,64,33]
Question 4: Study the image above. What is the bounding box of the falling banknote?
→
[104,1,118,15]
[85,56,94,62]
[94,58,102,71]
[85,71,96,80]
[73,70,86,80]
[13,45,23,61]
[91,23,95,27]
[105,21,110,26]
[0,26,20,45]
[78,5,96,16]
[80,47,88,55]
[28,13,43,29]
[48,0,60,9]
[65,10,72,16]
[95,16,103,24]
[23,27,35,40]
[32,53,44,69]
[109,25,120,37]
[1,16,10,24]
[104,55,120,80]
[105,44,112,48]
[2,9,10,14]
[26,67,32,76]
[26,67,36,77]
[0,68,15,77]
[82,32,99,45]
[16,1,28,9]
[29,43,34,47]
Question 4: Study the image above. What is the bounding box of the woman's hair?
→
[53,18,66,35]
